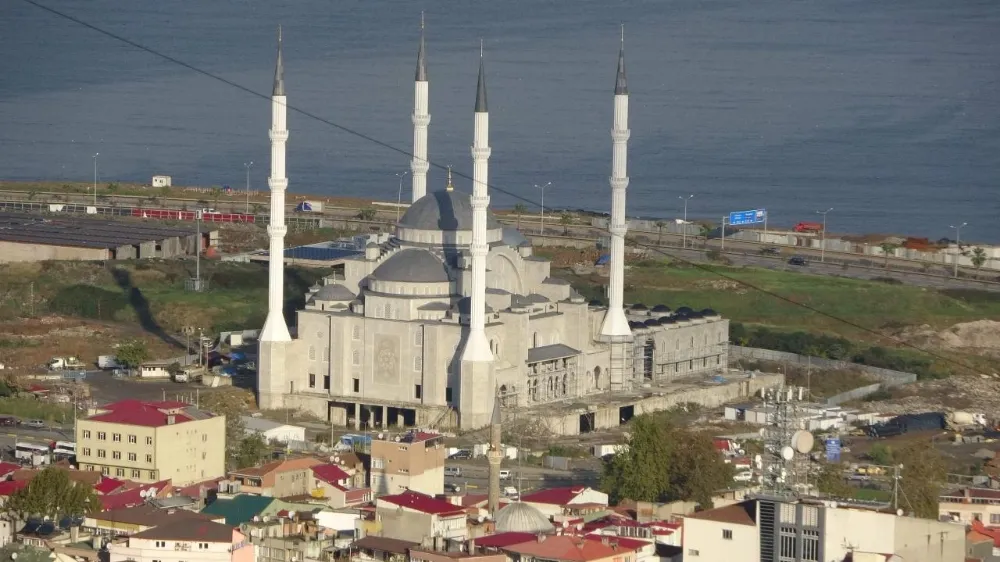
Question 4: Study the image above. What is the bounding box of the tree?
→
[867,442,893,465]
[879,242,898,269]
[234,433,270,469]
[358,208,377,221]
[655,221,666,245]
[601,414,732,508]
[200,391,254,469]
[894,441,946,519]
[115,339,150,369]
[971,247,987,270]
[4,467,99,521]
[559,213,573,235]
[814,463,853,498]
[513,203,527,230]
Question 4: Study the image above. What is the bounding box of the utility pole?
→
[93,153,100,206]
[244,161,254,213]
[28,282,34,317]
[720,216,726,252]
[950,222,967,278]
[395,171,409,224]
[892,464,902,511]
[195,211,202,291]
[679,194,694,249]
[535,182,551,235]
[816,208,833,262]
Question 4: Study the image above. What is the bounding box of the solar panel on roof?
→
[283,247,362,261]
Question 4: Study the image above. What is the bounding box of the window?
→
[992,514,1000,525]
[97,432,106,440]
[101,467,109,475]
[128,434,137,444]
[198,543,209,550]
[446,387,453,403]
[115,468,125,477]
[132,469,141,478]
[415,384,422,399]
[323,375,331,390]
[112,451,121,460]
[156,541,166,548]
[309,346,316,360]
[113,433,121,442]
[413,355,422,371]
[352,378,360,393]
[82,430,91,439]
[414,331,422,346]
[352,350,361,366]
[323,347,330,361]
[779,526,797,561]
[353,326,361,340]
[128,453,137,461]
[149,471,156,479]
[309,374,316,388]
[146,436,153,445]
[97,449,106,458]
[372,458,384,469]
[801,529,820,561]
[146,454,153,463]
[687,550,699,557]
[722,529,732,540]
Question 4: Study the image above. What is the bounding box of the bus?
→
[52,441,76,458]
[15,442,50,466]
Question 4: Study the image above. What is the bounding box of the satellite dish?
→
[830,502,838,509]
[781,446,795,461]
[896,509,903,516]
[791,430,814,454]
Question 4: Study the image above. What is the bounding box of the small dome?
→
[628,321,645,330]
[659,316,677,325]
[495,502,555,534]
[313,284,356,302]
[701,308,718,317]
[399,190,500,232]
[652,304,671,313]
[675,306,694,316]
[372,249,450,283]
[588,300,604,307]
[630,303,648,311]
[644,319,659,327]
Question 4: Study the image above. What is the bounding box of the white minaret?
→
[461,44,493,364]
[260,27,291,344]
[600,27,632,341]
[411,13,431,203]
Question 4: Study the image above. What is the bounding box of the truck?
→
[97,355,121,369]
[295,201,323,213]
[946,411,988,432]
[793,221,823,233]
[47,356,85,371]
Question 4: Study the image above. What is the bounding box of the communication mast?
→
[758,386,811,495]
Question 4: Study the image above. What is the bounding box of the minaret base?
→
[260,312,291,342]
[599,307,631,339]
[257,338,288,409]
[487,452,502,514]
[459,359,496,429]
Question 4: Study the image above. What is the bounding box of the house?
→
[520,487,610,518]
[370,430,447,496]
[375,490,468,542]
[940,488,1000,525]
[350,536,418,562]
[227,457,324,497]
[75,399,226,485]
[241,416,306,444]
[682,497,965,562]
[100,480,174,510]
[200,495,278,526]
[108,519,252,562]
[498,534,643,562]
[240,510,335,562]
[84,504,222,536]
[311,462,372,508]
[411,542,506,562]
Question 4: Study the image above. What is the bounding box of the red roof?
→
[0,462,21,480]
[174,477,224,498]
[94,477,127,495]
[87,399,201,427]
[521,486,589,506]
[473,532,537,548]
[713,439,731,451]
[0,480,28,496]
[100,480,171,510]
[584,535,650,549]
[25,384,50,393]
[502,535,641,562]
[378,490,466,516]
[312,463,351,490]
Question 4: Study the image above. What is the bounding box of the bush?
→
[49,285,128,321]
[851,347,938,379]
[731,324,853,360]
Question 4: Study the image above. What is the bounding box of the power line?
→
[19,0,984,377]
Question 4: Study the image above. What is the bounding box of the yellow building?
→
[75,399,226,485]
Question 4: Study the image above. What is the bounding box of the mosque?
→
[256,24,733,431]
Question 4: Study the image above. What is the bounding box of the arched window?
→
[594,366,602,389]
[562,374,568,395]
[499,384,508,406]
[352,350,360,366]
[353,326,361,341]
[532,332,540,348]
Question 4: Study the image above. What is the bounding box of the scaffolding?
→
[604,334,634,393]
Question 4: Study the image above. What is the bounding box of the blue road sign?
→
[728,209,767,226]
[825,438,841,462]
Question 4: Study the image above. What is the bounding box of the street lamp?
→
[950,222,968,278]
[92,153,99,206]
[678,194,694,248]
[534,182,551,235]
[244,161,254,213]
[816,208,833,262]
[395,171,409,224]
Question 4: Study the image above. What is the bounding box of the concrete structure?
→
[256,33,734,433]
[240,416,306,443]
[239,511,334,562]
[682,496,965,562]
[939,487,1000,525]
[108,520,252,562]
[375,490,468,543]
[75,400,226,485]
[410,14,430,203]
[369,430,446,496]
[227,457,323,497]
[151,175,172,188]
[0,212,211,263]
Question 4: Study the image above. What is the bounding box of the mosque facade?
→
[257,25,730,430]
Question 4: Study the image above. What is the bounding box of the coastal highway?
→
[443,459,600,493]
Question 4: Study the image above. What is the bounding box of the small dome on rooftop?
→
[313,284,356,302]
[495,502,555,534]
[372,249,450,283]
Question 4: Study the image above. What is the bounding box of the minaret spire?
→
[410,13,431,202]
[475,40,488,113]
[273,26,285,96]
[599,27,634,389]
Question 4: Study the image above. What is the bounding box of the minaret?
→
[458,44,496,429]
[258,27,291,409]
[487,393,502,515]
[411,13,431,202]
[599,27,632,342]
[461,44,493,364]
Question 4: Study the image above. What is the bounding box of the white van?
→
[733,471,753,483]
[499,469,511,480]
[444,466,462,477]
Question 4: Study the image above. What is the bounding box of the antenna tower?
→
[759,385,805,495]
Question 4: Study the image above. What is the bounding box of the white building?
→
[109,519,252,562]
[374,490,468,543]
[257,24,729,432]
[151,175,172,188]
[682,497,965,562]
[240,416,305,443]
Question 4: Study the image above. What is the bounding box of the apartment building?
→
[375,490,468,543]
[76,400,226,485]
[227,457,324,497]
[370,431,446,496]
[108,519,252,562]
[682,496,965,562]
[940,487,1000,525]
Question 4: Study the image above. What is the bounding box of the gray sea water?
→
[1,0,998,240]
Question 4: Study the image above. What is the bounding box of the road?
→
[444,459,600,493]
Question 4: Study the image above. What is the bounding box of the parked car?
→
[23,419,45,429]
[444,466,462,477]
[499,469,512,480]
[788,256,807,266]
[449,450,471,460]
[444,483,462,493]
[0,416,19,427]
[733,471,754,483]
[760,247,781,256]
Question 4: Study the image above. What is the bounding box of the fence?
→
[728,345,917,405]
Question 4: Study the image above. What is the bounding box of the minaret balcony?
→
[269,129,289,142]
[609,177,629,190]
[611,129,631,142]
[471,147,492,159]
[412,113,431,126]
[411,158,430,173]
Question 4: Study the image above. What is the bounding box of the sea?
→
[1,0,998,241]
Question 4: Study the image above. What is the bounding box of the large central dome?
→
[399,190,501,232]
